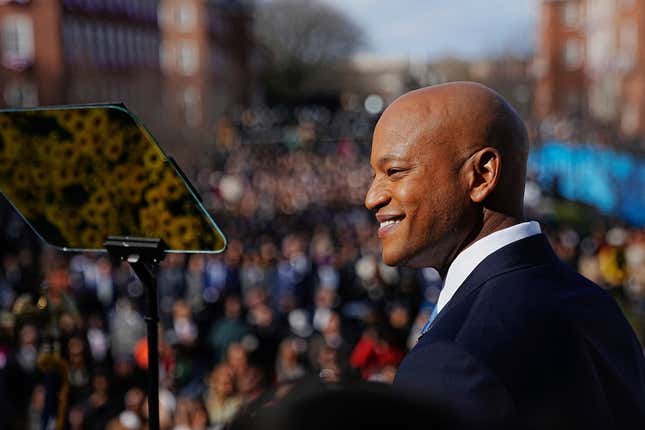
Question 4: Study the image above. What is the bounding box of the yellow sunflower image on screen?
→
[0,104,226,253]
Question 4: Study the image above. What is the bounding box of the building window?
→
[562,2,580,27]
[589,77,618,121]
[530,58,549,79]
[181,85,201,127]
[618,21,637,72]
[564,39,582,69]
[159,40,173,73]
[178,40,198,75]
[1,14,34,71]
[621,103,639,135]
[3,80,38,107]
[175,3,197,31]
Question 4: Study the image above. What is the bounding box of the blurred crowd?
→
[0,104,644,429]
[532,112,644,153]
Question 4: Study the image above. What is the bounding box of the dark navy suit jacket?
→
[394,234,645,429]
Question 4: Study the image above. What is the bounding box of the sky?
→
[319,0,538,61]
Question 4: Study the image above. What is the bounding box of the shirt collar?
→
[435,221,542,314]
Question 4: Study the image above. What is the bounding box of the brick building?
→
[0,0,254,160]
[158,0,253,129]
[534,0,645,138]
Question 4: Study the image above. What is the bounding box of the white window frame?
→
[1,14,34,70]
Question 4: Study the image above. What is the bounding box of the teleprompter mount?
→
[104,236,168,430]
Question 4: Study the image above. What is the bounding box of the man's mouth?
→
[377,216,404,237]
[380,219,401,228]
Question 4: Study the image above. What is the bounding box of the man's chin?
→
[381,250,412,268]
[382,248,433,269]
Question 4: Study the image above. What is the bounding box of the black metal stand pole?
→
[104,237,167,430]
[129,257,160,430]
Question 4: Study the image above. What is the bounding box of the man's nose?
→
[365,179,389,211]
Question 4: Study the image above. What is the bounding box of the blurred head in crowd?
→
[276,338,305,384]
[314,285,337,309]
[388,303,410,330]
[187,254,205,273]
[45,265,71,295]
[16,323,38,371]
[91,370,110,396]
[224,294,243,320]
[175,397,210,430]
[124,386,145,414]
[250,302,273,329]
[227,342,249,378]
[317,344,341,383]
[172,299,197,346]
[205,363,242,426]
[244,287,267,310]
[225,239,244,267]
[67,335,86,367]
[365,82,528,275]
[238,366,267,402]
[278,338,299,366]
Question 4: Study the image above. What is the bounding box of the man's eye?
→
[387,168,404,176]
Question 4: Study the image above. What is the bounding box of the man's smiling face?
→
[364,93,475,270]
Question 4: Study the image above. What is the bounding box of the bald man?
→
[365,82,645,428]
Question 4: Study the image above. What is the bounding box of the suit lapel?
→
[422,234,558,336]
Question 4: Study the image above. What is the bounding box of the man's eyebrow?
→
[376,154,407,167]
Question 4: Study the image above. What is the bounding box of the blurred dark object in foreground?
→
[228,379,473,430]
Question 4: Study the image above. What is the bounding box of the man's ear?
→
[467,147,500,203]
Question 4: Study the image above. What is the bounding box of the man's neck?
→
[471,211,524,246]
[438,211,523,278]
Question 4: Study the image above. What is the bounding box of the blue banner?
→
[529,141,645,226]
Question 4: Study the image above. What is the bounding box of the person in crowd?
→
[83,370,120,430]
[307,311,351,379]
[275,337,307,384]
[364,81,645,427]
[225,342,251,386]
[174,396,210,430]
[26,384,46,430]
[349,325,404,380]
[66,335,91,401]
[110,298,145,361]
[207,294,250,364]
[237,365,270,409]
[204,363,243,428]
[168,300,201,392]
[106,386,146,430]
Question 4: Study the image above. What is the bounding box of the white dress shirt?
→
[434,221,542,315]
